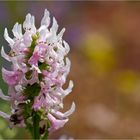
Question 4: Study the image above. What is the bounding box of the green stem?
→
[33,112,40,139]
[42,131,49,140]
[42,122,50,140]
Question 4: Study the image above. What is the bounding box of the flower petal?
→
[50,17,58,34]
[57,28,65,40]
[63,41,70,55]
[57,80,73,98]
[64,102,75,117]
[2,68,21,85]
[51,102,75,119]
[12,22,22,39]
[1,46,11,61]
[4,28,15,46]
[48,113,68,133]
[23,14,36,33]
[0,111,10,119]
[41,9,50,27]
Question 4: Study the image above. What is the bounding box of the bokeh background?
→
[0,1,140,139]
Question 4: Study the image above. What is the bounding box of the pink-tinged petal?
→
[28,52,39,65]
[48,113,68,133]
[34,44,47,57]
[2,68,22,85]
[8,87,25,105]
[23,31,32,47]
[28,44,47,65]
[0,89,10,101]
[11,56,21,71]
[24,69,39,85]
[32,96,43,111]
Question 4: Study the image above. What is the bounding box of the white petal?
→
[27,14,31,24]
[1,46,11,61]
[0,89,10,101]
[64,57,71,75]
[31,15,36,33]
[51,102,74,121]
[50,17,58,34]
[31,16,35,25]
[65,57,71,68]
[30,65,41,73]
[23,13,31,29]
[64,80,73,96]
[17,24,22,37]
[12,22,19,38]
[38,28,49,42]
[41,9,50,27]
[4,28,14,46]
[23,13,36,33]
[0,111,10,119]
[63,41,70,55]
[64,102,75,117]
[38,25,46,32]
[15,85,23,92]
[59,80,74,98]
[57,28,65,40]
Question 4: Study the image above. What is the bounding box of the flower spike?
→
[0,9,75,139]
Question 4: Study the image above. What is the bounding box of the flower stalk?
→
[33,111,40,139]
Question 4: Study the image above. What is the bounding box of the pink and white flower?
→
[0,9,75,134]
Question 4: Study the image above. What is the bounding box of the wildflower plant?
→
[0,9,75,139]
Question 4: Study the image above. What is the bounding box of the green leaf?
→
[24,83,41,100]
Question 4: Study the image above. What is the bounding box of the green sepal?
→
[38,62,50,71]
[24,83,41,100]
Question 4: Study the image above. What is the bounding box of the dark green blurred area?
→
[1,1,140,139]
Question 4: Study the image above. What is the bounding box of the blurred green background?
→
[0,1,140,139]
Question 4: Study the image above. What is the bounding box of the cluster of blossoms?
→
[0,9,75,138]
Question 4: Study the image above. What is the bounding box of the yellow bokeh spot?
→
[115,71,139,94]
[82,33,116,75]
